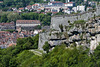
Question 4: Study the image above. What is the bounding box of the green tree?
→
[43,41,50,53]
[0,14,8,22]
[59,24,63,32]
[7,13,21,22]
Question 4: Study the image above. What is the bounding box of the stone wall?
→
[38,5,100,50]
[38,32,49,50]
[50,5,100,31]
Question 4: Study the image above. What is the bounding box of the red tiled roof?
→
[37,8,41,10]
[16,20,41,24]
[26,5,32,7]
[26,5,32,9]
[0,22,14,26]
[19,8,24,10]
[32,4,38,6]
[8,43,16,47]
[52,12,58,14]
[64,2,74,4]
[51,1,62,3]
[0,1,3,3]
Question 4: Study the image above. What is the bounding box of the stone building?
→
[0,22,15,31]
[16,20,41,31]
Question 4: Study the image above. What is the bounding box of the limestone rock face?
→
[38,5,100,50]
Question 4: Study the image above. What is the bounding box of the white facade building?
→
[66,0,70,3]
[16,20,41,27]
[34,30,39,34]
[50,0,54,2]
[64,2,75,7]
[72,7,77,13]
[77,5,85,12]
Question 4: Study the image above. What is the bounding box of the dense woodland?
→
[0,12,51,26]
[0,34,100,67]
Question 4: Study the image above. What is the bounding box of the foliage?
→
[0,12,51,26]
[1,34,100,67]
[43,41,50,53]
[17,34,39,50]
[74,20,85,25]
[59,24,63,32]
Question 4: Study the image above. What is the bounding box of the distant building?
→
[32,4,39,9]
[88,1,96,6]
[66,0,70,3]
[16,20,41,31]
[0,22,15,30]
[64,2,75,7]
[77,5,85,12]
[48,1,63,6]
[43,0,47,1]
[50,0,55,2]
[18,7,24,12]
[34,30,42,34]
[45,8,51,12]
[0,1,3,3]
[25,5,32,11]
[87,7,93,11]
[72,7,77,13]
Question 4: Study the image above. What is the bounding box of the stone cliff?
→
[38,5,100,51]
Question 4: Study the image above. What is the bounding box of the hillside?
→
[0,38,100,67]
[0,0,100,9]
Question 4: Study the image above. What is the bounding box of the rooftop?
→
[16,20,41,24]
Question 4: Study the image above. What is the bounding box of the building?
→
[32,4,40,9]
[77,5,85,12]
[72,7,77,13]
[16,20,41,31]
[87,7,93,11]
[25,5,32,11]
[43,0,47,1]
[0,22,15,30]
[64,2,75,7]
[50,0,55,2]
[48,1,63,6]
[66,0,70,3]
[18,7,24,12]
[0,1,3,3]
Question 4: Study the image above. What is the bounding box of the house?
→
[87,7,93,11]
[16,20,41,31]
[50,0,55,2]
[18,7,24,12]
[34,30,42,34]
[77,5,85,12]
[51,8,60,12]
[37,8,42,12]
[48,1,63,6]
[64,2,75,7]
[32,4,39,9]
[88,1,96,6]
[43,0,47,1]
[12,8,17,11]
[63,8,70,14]
[72,7,77,13]
[66,0,70,3]
[45,8,51,12]
[63,8,74,14]
[34,30,39,34]
[0,22,15,30]
[25,5,32,11]
[0,1,3,3]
